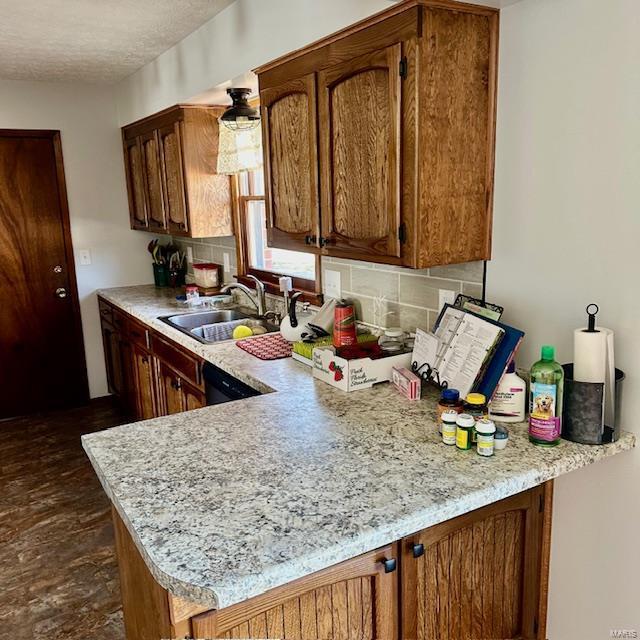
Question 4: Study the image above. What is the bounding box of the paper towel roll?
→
[574,328,608,383]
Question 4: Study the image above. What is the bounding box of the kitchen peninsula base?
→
[113,482,552,640]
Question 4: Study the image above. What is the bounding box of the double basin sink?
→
[159,309,279,344]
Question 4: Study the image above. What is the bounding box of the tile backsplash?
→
[322,256,484,333]
[172,235,484,334]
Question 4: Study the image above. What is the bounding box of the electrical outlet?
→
[78,249,92,266]
[324,270,341,299]
[186,246,194,263]
[223,252,231,272]
[439,288,456,311]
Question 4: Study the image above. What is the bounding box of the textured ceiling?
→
[0,0,236,84]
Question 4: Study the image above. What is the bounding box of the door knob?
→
[55,287,67,298]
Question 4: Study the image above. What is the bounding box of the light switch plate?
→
[324,269,341,299]
[439,288,456,311]
[223,252,231,272]
[186,246,194,263]
[78,249,92,266]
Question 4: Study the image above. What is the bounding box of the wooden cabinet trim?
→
[400,483,552,640]
[123,136,149,230]
[256,6,420,88]
[139,129,167,232]
[318,43,403,262]
[152,333,203,390]
[158,121,189,235]
[261,73,321,253]
[191,542,399,640]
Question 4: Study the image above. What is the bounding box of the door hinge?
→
[399,56,408,78]
[398,223,407,244]
[533,617,539,635]
[539,493,544,513]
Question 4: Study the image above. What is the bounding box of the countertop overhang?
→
[83,285,636,610]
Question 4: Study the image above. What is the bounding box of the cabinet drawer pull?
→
[412,543,425,558]
[171,377,182,390]
[380,557,397,573]
[141,356,149,364]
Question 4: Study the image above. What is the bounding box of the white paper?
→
[411,328,439,368]
[433,308,504,397]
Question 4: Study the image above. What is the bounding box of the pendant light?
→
[220,88,260,131]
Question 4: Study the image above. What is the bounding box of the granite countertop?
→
[83,285,636,610]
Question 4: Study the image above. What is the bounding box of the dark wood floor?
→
[0,398,127,639]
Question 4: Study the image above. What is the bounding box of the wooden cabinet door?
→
[318,43,403,262]
[183,380,205,411]
[261,73,321,252]
[191,543,398,640]
[123,137,149,230]
[140,131,167,231]
[157,361,185,416]
[401,484,552,640]
[158,122,188,235]
[131,344,157,421]
[100,319,124,397]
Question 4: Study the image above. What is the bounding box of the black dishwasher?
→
[202,362,262,405]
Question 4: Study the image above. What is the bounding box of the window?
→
[234,142,321,303]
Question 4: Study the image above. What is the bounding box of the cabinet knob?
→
[55,287,67,298]
[304,235,316,245]
[171,377,182,390]
[412,543,425,558]
[380,557,397,573]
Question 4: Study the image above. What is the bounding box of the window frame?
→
[232,171,323,306]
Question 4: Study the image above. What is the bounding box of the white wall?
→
[0,79,158,398]
[115,0,390,124]
[493,0,640,636]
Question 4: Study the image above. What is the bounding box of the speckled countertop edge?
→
[83,285,636,610]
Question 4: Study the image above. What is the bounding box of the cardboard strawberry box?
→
[312,346,412,392]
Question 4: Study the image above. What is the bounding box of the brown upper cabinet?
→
[255,1,499,268]
[122,105,233,238]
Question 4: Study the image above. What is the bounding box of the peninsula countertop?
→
[83,285,636,610]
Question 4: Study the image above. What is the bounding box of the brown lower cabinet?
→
[111,482,553,640]
[98,297,205,421]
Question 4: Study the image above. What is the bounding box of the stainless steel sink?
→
[159,309,279,344]
[163,309,250,330]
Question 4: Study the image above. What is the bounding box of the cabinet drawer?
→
[153,334,202,389]
[129,319,152,351]
[98,299,113,325]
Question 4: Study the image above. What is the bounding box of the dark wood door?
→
[261,73,321,252]
[0,130,88,418]
[140,131,166,231]
[192,543,399,640]
[318,43,403,262]
[131,344,156,420]
[158,122,188,235]
[183,380,205,412]
[123,136,149,230]
[401,484,552,640]
[157,361,185,416]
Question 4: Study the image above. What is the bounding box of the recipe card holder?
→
[410,361,449,392]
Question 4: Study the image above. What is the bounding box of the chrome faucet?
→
[221,274,268,317]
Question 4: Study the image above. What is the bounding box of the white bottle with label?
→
[489,361,526,422]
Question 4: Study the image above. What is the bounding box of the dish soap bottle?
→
[528,345,564,446]
[489,361,526,423]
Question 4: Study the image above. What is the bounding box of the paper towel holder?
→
[562,363,625,444]
[584,303,599,332]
